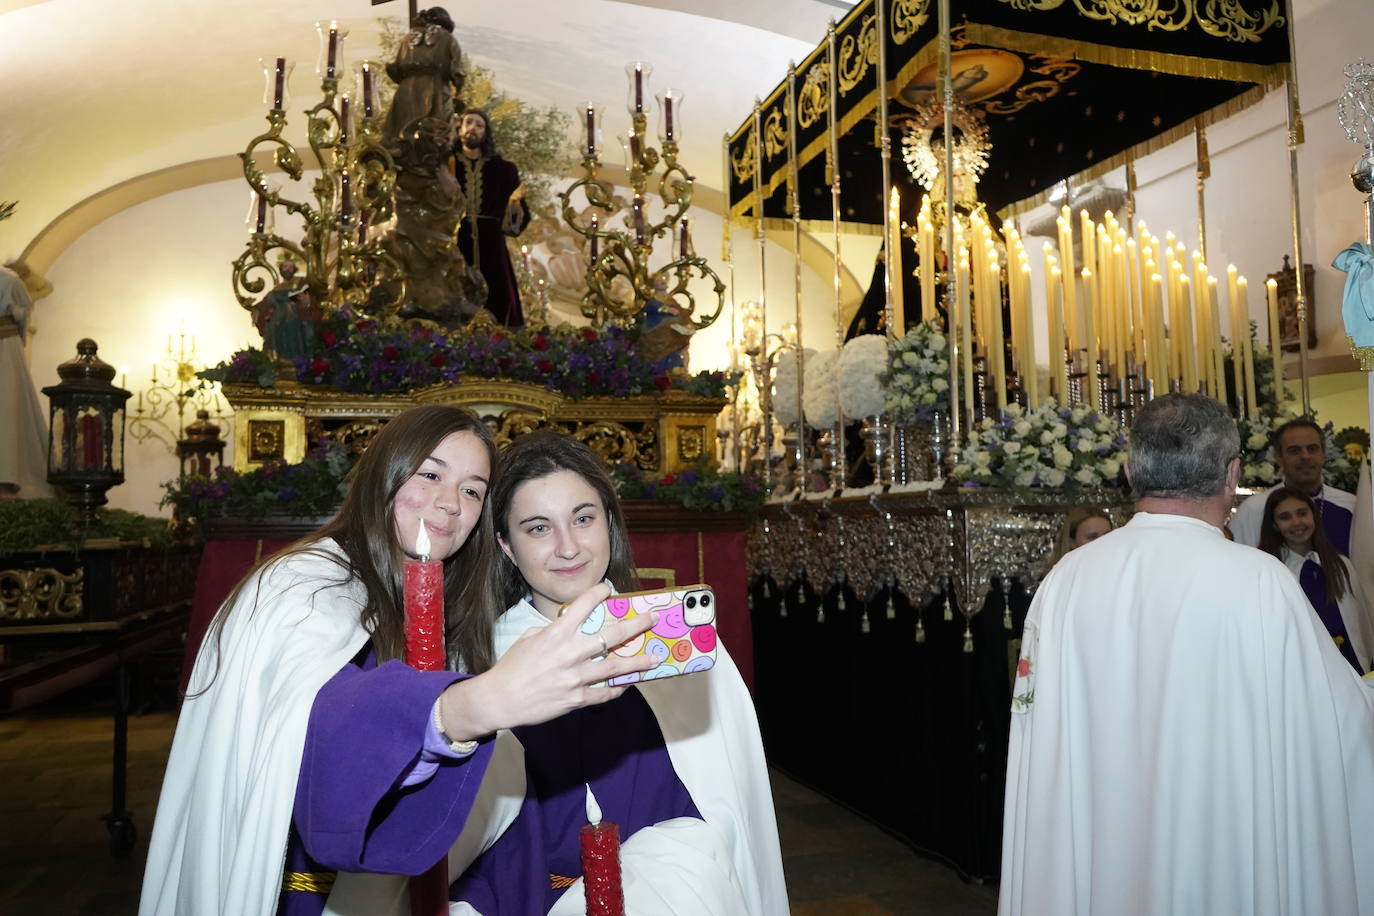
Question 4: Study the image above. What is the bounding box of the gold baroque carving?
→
[797,65,829,129]
[0,567,85,621]
[248,419,286,462]
[762,109,788,159]
[838,14,878,95]
[982,79,1068,115]
[730,128,757,184]
[1197,0,1283,43]
[892,0,932,44]
[677,426,706,463]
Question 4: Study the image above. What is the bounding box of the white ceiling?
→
[0,0,849,264]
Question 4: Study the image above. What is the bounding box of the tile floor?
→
[0,680,998,915]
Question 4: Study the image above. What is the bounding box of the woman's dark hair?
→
[196,406,502,691]
[1259,486,1349,604]
[487,431,639,612]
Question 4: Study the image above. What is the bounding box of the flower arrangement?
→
[880,321,950,424]
[161,440,354,531]
[801,348,840,428]
[838,334,889,419]
[771,348,811,427]
[200,311,735,400]
[951,402,1128,490]
[608,462,766,515]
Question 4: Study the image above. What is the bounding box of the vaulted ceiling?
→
[0,0,855,269]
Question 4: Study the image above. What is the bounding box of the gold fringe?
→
[963,22,1289,84]
[1348,338,1374,371]
[997,82,1273,220]
[282,872,336,894]
[550,874,578,890]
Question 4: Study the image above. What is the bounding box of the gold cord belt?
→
[282,871,337,894]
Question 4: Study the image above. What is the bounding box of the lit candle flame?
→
[585,784,602,826]
[415,517,430,560]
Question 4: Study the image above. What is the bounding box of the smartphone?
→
[577,584,718,686]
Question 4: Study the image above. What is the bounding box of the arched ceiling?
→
[0,0,855,269]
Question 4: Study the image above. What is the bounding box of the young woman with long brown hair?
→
[141,407,660,916]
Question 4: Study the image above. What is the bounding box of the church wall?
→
[31,179,259,518]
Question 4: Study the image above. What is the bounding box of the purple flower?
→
[678,470,700,486]
[706,485,726,502]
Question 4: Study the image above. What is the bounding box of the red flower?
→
[497,357,513,372]
[1017,658,1032,678]
[320,330,338,347]
[653,375,671,390]
[537,359,555,374]
[430,353,447,367]
[309,358,329,376]
[532,334,551,351]
[587,370,602,386]
[581,328,598,343]
[383,345,400,361]
[355,319,375,331]
[492,332,506,343]
[660,474,677,486]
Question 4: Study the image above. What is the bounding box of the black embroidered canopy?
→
[726,0,1293,230]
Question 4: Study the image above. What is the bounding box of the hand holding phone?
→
[577,584,718,686]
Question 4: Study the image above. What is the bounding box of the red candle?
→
[589,214,600,262]
[403,521,448,916]
[326,23,339,78]
[255,192,268,235]
[339,96,351,147]
[78,413,104,471]
[361,64,375,117]
[580,789,624,916]
[633,64,644,113]
[273,57,286,110]
[339,170,353,224]
[628,130,641,164]
[679,218,690,258]
[663,95,674,141]
[403,521,445,671]
[584,105,597,156]
[632,195,646,245]
[357,211,369,246]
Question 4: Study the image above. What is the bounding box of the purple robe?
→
[277,648,495,915]
[451,687,700,912]
[454,153,529,326]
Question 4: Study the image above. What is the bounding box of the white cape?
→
[447,596,789,916]
[0,266,51,496]
[140,542,376,916]
[1000,512,1374,916]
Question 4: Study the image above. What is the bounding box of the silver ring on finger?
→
[595,633,608,660]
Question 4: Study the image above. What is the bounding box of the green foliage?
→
[0,500,171,554]
[161,441,354,535]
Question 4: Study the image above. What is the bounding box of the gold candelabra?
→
[127,331,232,458]
[560,63,724,329]
[231,24,403,318]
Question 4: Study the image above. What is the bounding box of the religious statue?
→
[0,264,51,497]
[452,109,531,326]
[382,7,465,150]
[253,260,318,361]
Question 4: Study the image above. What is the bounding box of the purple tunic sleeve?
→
[293,658,495,875]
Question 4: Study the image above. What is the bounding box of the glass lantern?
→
[41,339,131,523]
[625,61,652,115]
[315,20,350,79]
[577,101,604,158]
[259,57,295,112]
[655,88,684,144]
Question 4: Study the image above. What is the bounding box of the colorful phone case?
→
[580,584,718,686]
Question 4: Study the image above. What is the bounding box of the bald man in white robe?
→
[1000,394,1374,916]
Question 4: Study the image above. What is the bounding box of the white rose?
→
[903,351,921,367]
[974,450,992,467]
[1051,423,1068,439]
[1053,444,1073,468]
[921,392,937,405]
[1074,467,1097,485]
[953,463,971,477]
[1044,468,1067,487]
[1003,404,1024,418]
[1075,438,1093,453]
[930,334,948,351]
[1246,433,1267,450]
[1040,430,1055,445]
[1014,420,1032,437]
[1004,441,1022,454]
[1101,458,1120,478]
[933,378,949,392]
